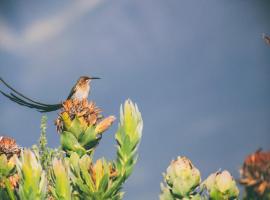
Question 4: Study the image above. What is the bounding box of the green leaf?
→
[68,152,80,175]
[79,126,100,150]
[99,173,109,193]
[16,150,46,200]
[68,117,84,138]
[0,188,11,200]
[3,177,16,200]
[79,155,95,192]
[159,183,174,200]
[51,159,72,200]
[60,131,85,155]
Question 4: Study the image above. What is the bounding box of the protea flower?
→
[163,156,201,198]
[0,136,20,158]
[239,149,270,198]
[55,99,115,156]
[55,99,102,132]
[203,170,239,200]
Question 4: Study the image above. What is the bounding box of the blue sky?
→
[0,0,270,199]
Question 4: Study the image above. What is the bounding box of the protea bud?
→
[239,149,270,198]
[203,170,239,200]
[115,100,143,176]
[95,116,116,134]
[164,156,201,198]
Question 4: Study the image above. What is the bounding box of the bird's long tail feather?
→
[0,77,62,112]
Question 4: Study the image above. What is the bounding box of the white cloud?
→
[0,0,103,53]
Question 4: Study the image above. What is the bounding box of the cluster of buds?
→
[239,149,270,198]
[55,99,115,156]
[203,170,239,200]
[160,156,239,200]
[89,159,118,185]
[68,152,120,199]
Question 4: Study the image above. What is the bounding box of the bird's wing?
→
[66,84,76,100]
[66,80,81,100]
[0,77,62,112]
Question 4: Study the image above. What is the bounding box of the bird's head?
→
[78,76,100,86]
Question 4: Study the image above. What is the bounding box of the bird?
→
[0,76,100,112]
[263,33,270,46]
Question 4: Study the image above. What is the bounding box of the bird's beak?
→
[90,77,101,80]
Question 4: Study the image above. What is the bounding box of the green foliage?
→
[16,149,47,200]
[160,157,239,200]
[66,100,143,200]
[115,100,143,178]
[0,154,17,200]
[0,96,267,199]
[0,99,143,200]
[0,155,16,178]
[39,116,49,168]
[39,116,48,153]
[243,189,270,200]
[49,158,72,200]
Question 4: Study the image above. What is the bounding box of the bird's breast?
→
[73,86,90,100]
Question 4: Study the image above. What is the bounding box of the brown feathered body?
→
[69,77,91,100]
